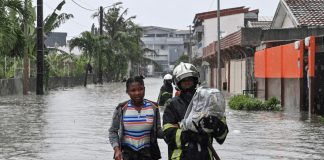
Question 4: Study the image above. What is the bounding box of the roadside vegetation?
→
[1,1,160,89]
[229,94,281,111]
[318,116,324,123]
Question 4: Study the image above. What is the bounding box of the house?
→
[254,0,324,114]
[192,6,259,89]
[192,0,324,114]
[45,32,67,47]
[271,0,324,29]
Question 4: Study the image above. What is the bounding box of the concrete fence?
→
[0,74,94,96]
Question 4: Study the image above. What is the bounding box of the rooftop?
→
[193,6,259,24]
[247,21,272,29]
[284,0,324,26]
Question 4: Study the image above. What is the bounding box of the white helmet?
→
[173,62,200,89]
[163,74,172,80]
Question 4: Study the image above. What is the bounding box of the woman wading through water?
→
[109,76,163,160]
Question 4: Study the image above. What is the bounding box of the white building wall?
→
[203,13,245,47]
[229,60,246,94]
[282,14,295,28]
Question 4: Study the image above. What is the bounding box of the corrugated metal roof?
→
[175,30,190,34]
[284,0,324,26]
[247,21,272,29]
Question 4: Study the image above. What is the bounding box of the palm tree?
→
[95,4,133,81]
[0,0,26,57]
[0,0,73,93]
[43,1,73,36]
[83,3,162,81]
[100,4,161,80]
[69,31,99,87]
[46,48,74,77]
[28,0,72,93]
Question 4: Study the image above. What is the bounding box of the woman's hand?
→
[114,147,123,160]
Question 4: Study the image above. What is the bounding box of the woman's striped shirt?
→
[122,99,154,151]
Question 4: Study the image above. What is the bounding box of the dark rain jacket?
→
[158,83,173,106]
[108,100,163,160]
[163,92,228,160]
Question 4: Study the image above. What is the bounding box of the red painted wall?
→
[255,41,304,78]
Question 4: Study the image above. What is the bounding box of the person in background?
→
[157,74,173,107]
[163,62,228,160]
[109,76,163,160]
[174,87,181,97]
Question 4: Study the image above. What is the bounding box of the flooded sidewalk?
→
[0,78,323,160]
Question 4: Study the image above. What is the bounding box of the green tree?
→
[175,54,189,66]
[100,4,160,80]
[69,31,99,87]
[0,0,26,57]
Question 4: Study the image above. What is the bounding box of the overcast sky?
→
[37,0,280,39]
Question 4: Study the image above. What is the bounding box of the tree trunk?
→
[44,58,49,91]
[97,50,103,84]
[84,57,92,87]
[23,0,29,95]
[98,6,103,84]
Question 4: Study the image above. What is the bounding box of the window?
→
[144,34,155,37]
[156,34,168,37]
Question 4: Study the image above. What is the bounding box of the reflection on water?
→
[0,78,323,160]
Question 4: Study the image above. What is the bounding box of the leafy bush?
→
[229,94,281,111]
[319,116,324,123]
[263,97,281,111]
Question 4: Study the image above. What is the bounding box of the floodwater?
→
[0,78,323,160]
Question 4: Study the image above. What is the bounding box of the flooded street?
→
[0,78,324,160]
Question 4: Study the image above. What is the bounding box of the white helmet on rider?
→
[172,62,200,90]
[163,73,173,85]
[163,74,172,80]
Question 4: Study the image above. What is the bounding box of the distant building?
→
[45,32,67,47]
[141,26,188,74]
[45,32,82,55]
[175,29,191,57]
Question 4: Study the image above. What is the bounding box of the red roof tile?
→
[285,0,324,26]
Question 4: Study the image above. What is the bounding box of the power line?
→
[77,0,96,10]
[43,2,90,30]
[103,2,122,9]
[71,0,97,11]
[70,19,91,29]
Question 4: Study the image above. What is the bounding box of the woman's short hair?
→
[126,76,144,92]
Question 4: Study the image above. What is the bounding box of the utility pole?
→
[4,56,6,78]
[188,25,192,63]
[23,0,29,95]
[217,0,221,90]
[36,0,44,95]
[98,6,103,84]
